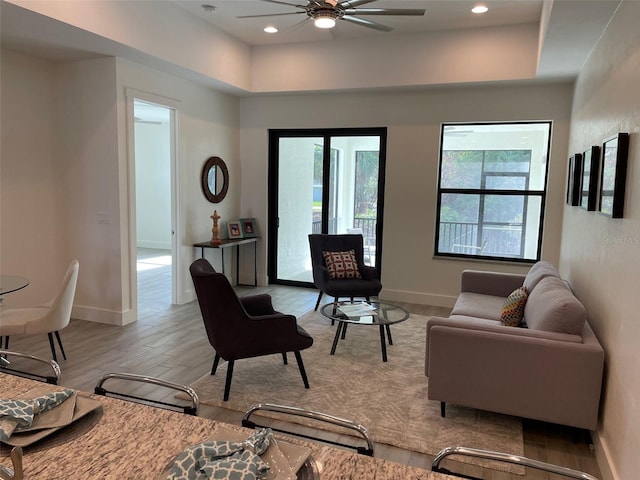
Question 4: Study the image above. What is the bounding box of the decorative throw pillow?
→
[322,250,362,279]
[500,286,528,327]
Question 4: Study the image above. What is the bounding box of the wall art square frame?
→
[239,218,258,238]
[580,145,600,211]
[227,220,243,239]
[566,153,583,206]
[599,133,629,218]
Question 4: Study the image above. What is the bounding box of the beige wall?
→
[0,51,240,324]
[240,82,573,304]
[561,2,640,479]
[0,50,62,306]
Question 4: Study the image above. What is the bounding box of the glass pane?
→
[482,196,541,260]
[442,123,549,190]
[277,137,323,283]
[483,195,524,223]
[438,193,541,260]
[484,150,531,174]
[440,151,483,188]
[354,151,379,267]
[485,175,527,189]
[440,193,479,223]
[438,193,480,254]
[330,135,380,266]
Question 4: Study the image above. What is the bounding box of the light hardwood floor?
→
[3,249,602,480]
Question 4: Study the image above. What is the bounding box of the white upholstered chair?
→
[0,259,79,362]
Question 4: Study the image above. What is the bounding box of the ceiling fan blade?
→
[344,8,426,16]
[284,16,313,32]
[341,15,392,32]
[261,0,307,7]
[237,12,305,18]
[339,0,378,8]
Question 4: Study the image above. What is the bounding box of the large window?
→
[435,122,551,262]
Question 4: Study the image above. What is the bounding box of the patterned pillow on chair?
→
[322,250,362,279]
[501,286,529,326]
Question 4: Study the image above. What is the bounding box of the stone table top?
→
[0,373,457,479]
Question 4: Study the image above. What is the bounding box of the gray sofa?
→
[425,261,604,430]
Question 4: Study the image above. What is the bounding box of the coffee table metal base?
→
[330,322,394,362]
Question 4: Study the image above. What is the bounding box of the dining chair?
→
[308,234,382,311]
[242,403,374,456]
[0,259,79,362]
[431,446,599,480]
[94,372,199,415]
[190,258,313,401]
[0,349,61,384]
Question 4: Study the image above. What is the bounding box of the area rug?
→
[186,311,525,474]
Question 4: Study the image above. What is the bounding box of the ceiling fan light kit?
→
[314,11,338,28]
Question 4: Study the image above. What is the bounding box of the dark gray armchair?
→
[190,259,313,401]
[308,234,382,311]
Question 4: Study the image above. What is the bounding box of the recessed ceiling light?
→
[472,5,489,14]
[264,26,278,33]
[201,4,216,14]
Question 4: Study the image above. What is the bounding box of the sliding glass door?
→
[268,128,386,286]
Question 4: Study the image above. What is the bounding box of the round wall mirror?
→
[201,156,229,203]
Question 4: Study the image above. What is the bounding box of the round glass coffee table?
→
[320,301,409,362]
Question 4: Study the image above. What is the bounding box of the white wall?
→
[135,121,171,250]
[560,2,640,479]
[54,57,123,324]
[240,82,573,303]
[116,59,241,307]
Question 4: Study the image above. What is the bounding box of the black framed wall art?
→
[580,145,600,211]
[599,133,629,218]
[566,153,583,206]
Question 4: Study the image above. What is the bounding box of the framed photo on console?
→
[239,218,258,238]
[599,133,629,218]
[227,220,243,239]
[580,145,600,211]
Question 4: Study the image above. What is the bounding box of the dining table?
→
[0,276,29,296]
[0,373,457,479]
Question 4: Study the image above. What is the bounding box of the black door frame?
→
[267,127,387,287]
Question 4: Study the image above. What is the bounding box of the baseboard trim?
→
[71,305,136,326]
[592,431,617,480]
[380,288,456,308]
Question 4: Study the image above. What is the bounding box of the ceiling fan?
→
[238,0,426,32]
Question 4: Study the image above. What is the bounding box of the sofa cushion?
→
[322,250,362,279]
[523,261,561,292]
[524,276,586,335]
[451,292,505,322]
[500,286,528,326]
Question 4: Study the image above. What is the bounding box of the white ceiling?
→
[0,0,622,91]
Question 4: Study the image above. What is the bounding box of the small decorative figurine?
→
[210,210,222,246]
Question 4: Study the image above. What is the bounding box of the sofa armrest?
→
[461,270,526,296]
[426,323,604,430]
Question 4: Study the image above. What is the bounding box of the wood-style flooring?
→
[3,249,602,479]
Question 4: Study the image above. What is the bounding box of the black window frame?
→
[434,121,552,263]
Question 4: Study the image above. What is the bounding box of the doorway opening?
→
[268,127,387,287]
[132,99,176,311]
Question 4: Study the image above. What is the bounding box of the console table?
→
[193,237,258,286]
